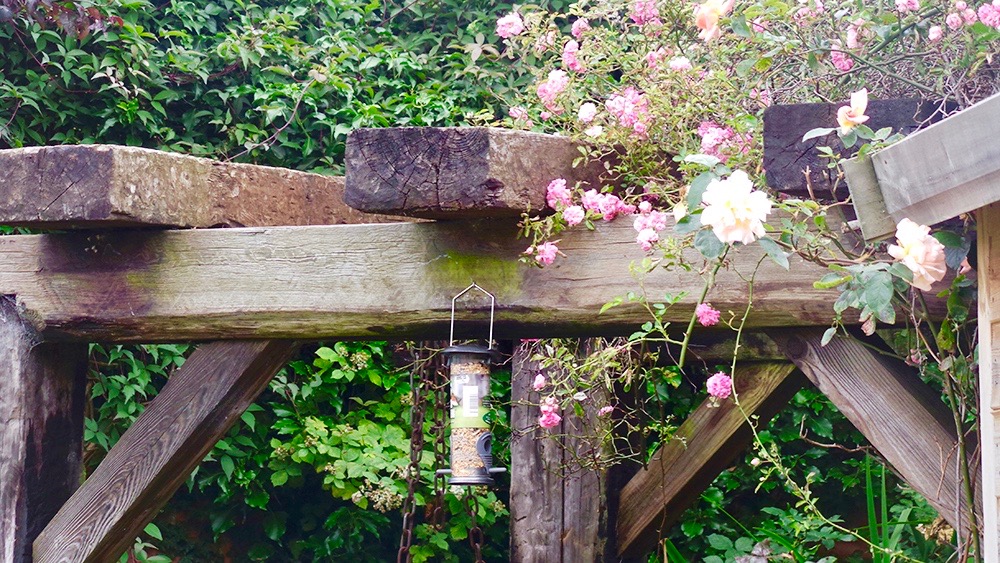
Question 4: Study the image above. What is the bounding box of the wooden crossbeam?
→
[0,220,937,343]
[0,300,87,562]
[33,340,297,563]
[0,145,395,229]
[616,362,804,559]
[843,92,1000,240]
[772,328,982,539]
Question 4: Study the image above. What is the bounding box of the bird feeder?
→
[441,283,506,486]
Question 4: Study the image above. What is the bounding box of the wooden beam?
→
[763,98,941,200]
[345,127,608,219]
[844,92,1000,239]
[0,145,396,229]
[976,201,1000,561]
[772,328,981,538]
[616,362,804,559]
[510,341,617,562]
[0,220,908,342]
[0,299,87,563]
[33,340,297,563]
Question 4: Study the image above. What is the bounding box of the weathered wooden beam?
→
[33,340,297,563]
[0,145,395,229]
[843,92,1000,240]
[763,98,940,200]
[772,328,981,539]
[0,220,903,342]
[345,127,608,219]
[510,341,617,562]
[616,362,804,559]
[976,201,1000,561]
[0,299,87,563]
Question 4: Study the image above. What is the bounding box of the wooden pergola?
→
[0,117,983,561]
[843,91,1000,561]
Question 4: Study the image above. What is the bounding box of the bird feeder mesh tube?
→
[447,351,493,485]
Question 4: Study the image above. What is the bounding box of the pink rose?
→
[546,178,572,209]
[536,70,570,110]
[668,56,692,71]
[538,411,562,428]
[535,241,561,266]
[562,40,584,72]
[695,303,721,326]
[577,102,597,123]
[636,228,659,251]
[571,18,591,39]
[928,25,943,41]
[562,205,586,226]
[532,374,546,391]
[946,12,963,29]
[706,372,733,399]
[496,13,525,39]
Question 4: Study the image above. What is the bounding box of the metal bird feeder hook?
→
[439,283,506,486]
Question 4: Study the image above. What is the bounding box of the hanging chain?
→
[463,489,485,563]
[397,347,432,563]
[430,357,449,528]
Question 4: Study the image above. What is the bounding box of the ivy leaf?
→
[757,236,789,269]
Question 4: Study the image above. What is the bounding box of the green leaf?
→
[932,230,964,248]
[694,229,726,259]
[687,172,715,210]
[707,534,733,551]
[674,212,703,235]
[757,237,789,269]
[144,522,163,541]
[731,15,751,37]
[801,127,835,143]
[862,271,894,312]
[814,273,852,289]
[681,520,704,538]
[220,455,235,480]
[271,470,288,487]
[684,154,721,168]
[821,326,837,346]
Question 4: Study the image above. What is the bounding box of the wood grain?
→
[976,201,1000,562]
[0,145,397,229]
[616,362,803,559]
[0,220,931,343]
[345,127,609,218]
[0,299,86,563]
[772,328,982,538]
[33,340,297,563]
[510,344,567,562]
[851,92,1000,235]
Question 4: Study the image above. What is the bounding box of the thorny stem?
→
[917,291,982,562]
[677,246,729,369]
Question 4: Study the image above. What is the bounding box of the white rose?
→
[699,170,772,245]
[887,218,947,291]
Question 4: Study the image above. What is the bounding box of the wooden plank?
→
[616,362,803,559]
[845,92,1000,238]
[763,99,941,200]
[976,201,1000,562]
[772,328,982,538]
[0,145,397,229]
[0,299,87,562]
[33,340,297,563]
[345,127,609,219]
[510,340,616,562]
[0,220,943,343]
[841,156,894,242]
[510,343,567,561]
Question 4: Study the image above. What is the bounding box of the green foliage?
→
[0,0,526,172]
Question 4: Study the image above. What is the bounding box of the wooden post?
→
[615,362,803,559]
[772,328,981,539]
[977,201,1000,562]
[0,297,87,562]
[510,341,615,562]
[33,340,297,563]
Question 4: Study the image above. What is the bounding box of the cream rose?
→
[700,170,772,245]
[887,218,947,291]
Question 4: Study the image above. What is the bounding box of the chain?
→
[430,357,449,528]
[397,347,431,563]
[463,490,485,563]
